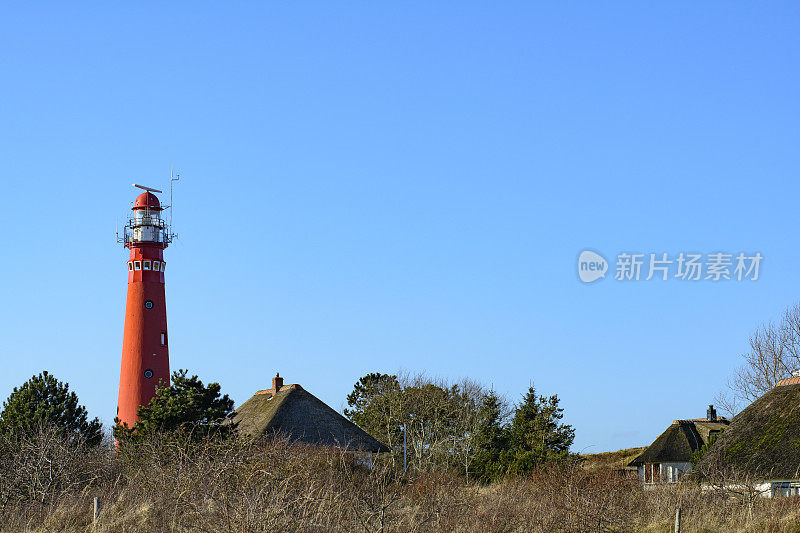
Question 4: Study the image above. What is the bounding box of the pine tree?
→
[344,373,402,445]
[503,386,574,475]
[0,371,102,445]
[114,369,234,443]
[471,390,509,482]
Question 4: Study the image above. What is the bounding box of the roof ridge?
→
[671,418,729,424]
[255,383,303,395]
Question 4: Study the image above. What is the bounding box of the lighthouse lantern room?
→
[117,183,176,429]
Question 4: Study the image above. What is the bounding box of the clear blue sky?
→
[1,3,798,453]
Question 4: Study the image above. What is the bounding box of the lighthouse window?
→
[161,332,167,346]
[153,261,160,271]
[143,260,151,270]
[144,369,154,379]
[161,262,165,273]
[134,261,142,271]
[144,300,154,309]
[128,262,133,271]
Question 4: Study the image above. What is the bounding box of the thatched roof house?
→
[696,380,800,493]
[629,405,728,484]
[231,374,389,453]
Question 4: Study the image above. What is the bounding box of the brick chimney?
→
[272,373,284,395]
[706,404,717,422]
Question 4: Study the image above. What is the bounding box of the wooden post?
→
[93,497,101,524]
[674,507,681,533]
[403,422,407,474]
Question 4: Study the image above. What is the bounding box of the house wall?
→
[661,462,691,483]
[768,481,800,498]
[639,462,691,484]
[699,481,800,498]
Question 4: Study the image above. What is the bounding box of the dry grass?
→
[1,429,800,532]
[581,447,646,473]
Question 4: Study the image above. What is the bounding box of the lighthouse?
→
[117,184,174,428]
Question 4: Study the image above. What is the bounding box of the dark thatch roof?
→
[697,383,800,480]
[629,420,728,466]
[231,384,389,453]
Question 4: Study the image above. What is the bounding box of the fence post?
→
[674,507,681,533]
[403,422,407,474]
[93,496,101,525]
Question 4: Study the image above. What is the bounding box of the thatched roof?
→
[629,420,728,466]
[697,383,800,480]
[582,447,646,473]
[231,382,389,453]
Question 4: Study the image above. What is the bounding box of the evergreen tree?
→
[471,390,509,482]
[502,386,574,475]
[114,369,234,443]
[0,371,102,445]
[344,373,402,441]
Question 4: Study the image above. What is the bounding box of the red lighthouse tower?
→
[117,184,175,428]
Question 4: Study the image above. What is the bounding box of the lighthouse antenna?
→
[133,183,163,193]
[169,164,180,230]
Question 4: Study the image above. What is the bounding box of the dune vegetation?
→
[1,428,800,532]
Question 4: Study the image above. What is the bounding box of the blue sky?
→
[1,3,798,452]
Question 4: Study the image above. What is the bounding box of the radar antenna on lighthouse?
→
[133,184,163,193]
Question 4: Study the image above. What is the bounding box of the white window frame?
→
[143,260,151,270]
[134,261,142,271]
[160,332,167,346]
[128,262,133,271]
[161,262,165,273]
[153,261,160,271]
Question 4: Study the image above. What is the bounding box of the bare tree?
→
[717,303,800,416]
[448,378,486,478]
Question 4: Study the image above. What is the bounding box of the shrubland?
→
[0,428,799,532]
